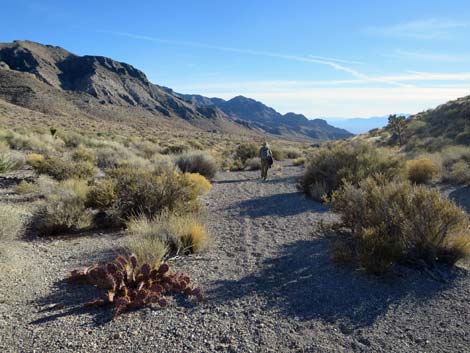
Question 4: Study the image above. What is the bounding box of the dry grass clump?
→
[161,143,190,155]
[292,157,305,166]
[72,145,96,163]
[26,153,45,168]
[245,157,261,170]
[328,177,470,274]
[127,213,209,263]
[184,173,212,195]
[33,179,92,235]
[15,180,40,194]
[285,148,302,159]
[301,143,404,201]
[175,151,217,179]
[31,155,95,180]
[271,147,285,161]
[0,203,30,240]
[406,158,439,184]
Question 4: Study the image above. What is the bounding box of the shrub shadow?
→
[232,192,327,218]
[448,186,470,213]
[208,239,464,331]
[30,247,125,326]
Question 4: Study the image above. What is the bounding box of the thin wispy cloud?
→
[94,29,409,87]
[387,49,470,62]
[366,19,470,39]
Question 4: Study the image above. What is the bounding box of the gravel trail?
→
[0,165,469,353]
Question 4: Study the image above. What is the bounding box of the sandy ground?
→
[0,164,469,353]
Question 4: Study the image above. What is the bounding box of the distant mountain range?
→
[176,93,352,141]
[0,40,351,142]
[325,116,410,134]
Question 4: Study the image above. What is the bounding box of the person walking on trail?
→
[259,141,273,180]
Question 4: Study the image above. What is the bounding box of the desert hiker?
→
[259,141,273,180]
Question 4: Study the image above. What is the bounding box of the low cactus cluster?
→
[68,254,203,318]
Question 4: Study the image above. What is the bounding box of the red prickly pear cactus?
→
[68,254,204,318]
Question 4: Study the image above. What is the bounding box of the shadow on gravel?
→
[30,279,113,326]
[30,248,124,326]
[233,192,327,218]
[209,239,464,331]
[214,178,253,184]
[448,186,470,213]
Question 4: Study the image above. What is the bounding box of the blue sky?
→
[1,0,470,117]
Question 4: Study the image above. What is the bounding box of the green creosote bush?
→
[301,142,404,201]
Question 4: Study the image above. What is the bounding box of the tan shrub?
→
[26,153,45,168]
[110,169,201,219]
[175,151,217,179]
[285,148,302,159]
[271,147,285,161]
[406,158,439,184]
[235,142,258,162]
[15,180,40,194]
[33,180,92,236]
[0,204,30,240]
[31,155,95,180]
[245,157,261,170]
[86,179,117,210]
[72,146,95,163]
[328,178,470,273]
[292,157,305,166]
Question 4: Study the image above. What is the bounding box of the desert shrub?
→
[235,142,258,162]
[406,158,439,184]
[161,143,190,155]
[26,153,45,168]
[0,204,30,240]
[72,146,95,163]
[133,140,160,159]
[175,151,217,179]
[285,148,302,159]
[185,173,212,195]
[127,213,209,262]
[292,157,305,166]
[438,146,470,184]
[0,142,9,153]
[328,178,470,273]
[33,180,92,235]
[94,145,149,170]
[0,154,17,173]
[86,179,117,210]
[68,254,204,318]
[301,143,404,201]
[1,130,64,153]
[15,180,40,194]
[31,155,95,180]
[110,169,200,219]
[245,157,261,170]
[271,147,285,161]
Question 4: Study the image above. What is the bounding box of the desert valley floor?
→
[0,163,469,353]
